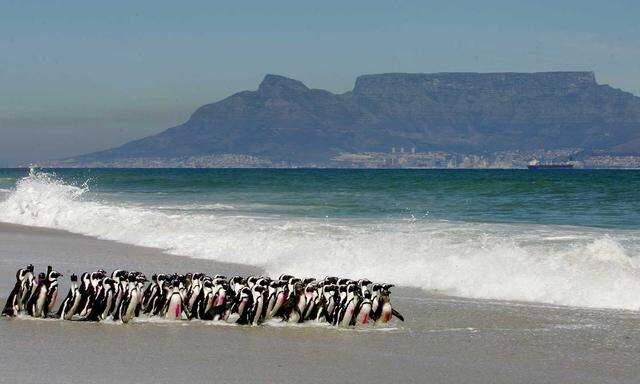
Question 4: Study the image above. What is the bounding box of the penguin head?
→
[347,285,358,294]
[279,274,294,282]
[324,276,338,284]
[27,264,34,272]
[240,287,252,299]
[382,284,395,293]
[172,280,180,288]
[37,272,45,281]
[151,274,158,283]
[70,274,78,282]
[372,284,382,292]
[203,280,213,289]
[303,277,316,285]
[49,270,62,280]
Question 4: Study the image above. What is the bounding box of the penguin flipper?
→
[391,308,405,322]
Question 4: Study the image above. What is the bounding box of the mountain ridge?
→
[70,71,640,165]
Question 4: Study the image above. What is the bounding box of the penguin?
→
[234,287,253,325]
[370,283,383,317]
[165,280,185,320]
[143,274,165,315]
[301,284,318,321]
[82,278,116,321]
[190,279,213,320]
[58,274,81,320]
[355,290,373,325]
[26,267,62,318]
[119,273,145,323]
[141,274,158,311]
[99,278,117,320]
[265,280,285,321]
[186,273,203,311]
[18,264,35,311]
[2,264,34,317]
[76,270,105,317]
[373,284,404,324]
[209,278,229,321]
[152,276,172,317]
[336,284,359,327]
[317,284,338,323]
[26,272,47,318]
[281,281,304,323]
[247,285,266,326]
[110,269,129,319]
[44,267,62,316]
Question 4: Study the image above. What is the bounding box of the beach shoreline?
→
[2,222,640,383]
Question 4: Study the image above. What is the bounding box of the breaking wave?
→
[1,170,640,310]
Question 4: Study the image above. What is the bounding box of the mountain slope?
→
[73,72,640,163]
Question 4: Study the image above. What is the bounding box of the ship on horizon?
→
[527,159,574,169]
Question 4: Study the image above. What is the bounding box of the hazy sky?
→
[1,0,639,164]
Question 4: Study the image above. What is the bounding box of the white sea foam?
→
[1,170,640,310]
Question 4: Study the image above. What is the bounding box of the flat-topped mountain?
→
[72,72,640,164]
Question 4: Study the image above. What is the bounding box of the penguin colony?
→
[2,264,405,327]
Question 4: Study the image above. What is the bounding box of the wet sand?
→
[1,223,640,384]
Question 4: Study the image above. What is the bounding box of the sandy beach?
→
[1,222,639,383]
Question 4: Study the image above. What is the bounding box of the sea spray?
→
[1,170,640,310]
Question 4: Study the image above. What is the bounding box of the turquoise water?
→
[1,168,639,310]
[0,168,638,229]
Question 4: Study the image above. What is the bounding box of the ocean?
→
[1,168,639,310]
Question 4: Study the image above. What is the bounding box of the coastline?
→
[2,222,640,383]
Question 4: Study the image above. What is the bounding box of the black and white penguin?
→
[264,280,285,321]
[83,277,116,321]
[26,272,47,318]
[119,273,145,323]
[44,267,62,316]
[247,285,266,326]
[26,267,62,318]
[165,280,185,320]
[336,284,359,327]
[373,284,404,324]
[190,279,212,320]
[234,287,253,325]
[355,290,373,325]
[76,270,105,317]
[317,284,338,323]
[301,284,318,321]
[143,273,164,314]
[186,273,203,312]
[58,274,81,320]
[110,269,128,319]
[2,264,34,317]
[141,274,157,311]
[281,281,304,323]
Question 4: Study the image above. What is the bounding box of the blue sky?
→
[1,0,639,163]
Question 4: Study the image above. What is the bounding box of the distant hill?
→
[71,72,640,165]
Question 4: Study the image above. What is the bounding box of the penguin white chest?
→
[166,294,183,320]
